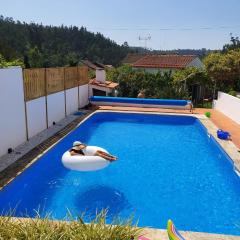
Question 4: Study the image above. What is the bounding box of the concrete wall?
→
[213,91,240,124]
[79,84,89,107]
[0,67,26,156]
[66,87,78,115]
[26,97,47,138]
[47,91,65,127]
[0,67,90,158]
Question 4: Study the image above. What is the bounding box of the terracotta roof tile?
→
[133,55,197,69]
[90,79,119,89]
[122,53,147,64]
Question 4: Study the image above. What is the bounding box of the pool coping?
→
[0,109,240,239]
[142,227,240,240]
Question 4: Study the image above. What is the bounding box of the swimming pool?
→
[0,111,240,235]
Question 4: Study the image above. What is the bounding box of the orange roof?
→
[122,53,147,64]
[90,79,119,89]
[133,55,197,69]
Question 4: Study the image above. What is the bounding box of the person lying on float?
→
[70,141,117,161]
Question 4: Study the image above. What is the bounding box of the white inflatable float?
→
[61,146,110,171]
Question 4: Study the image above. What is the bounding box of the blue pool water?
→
[0,112,240,235]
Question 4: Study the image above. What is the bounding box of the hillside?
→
[0,16,129,67]
[0,16,214,68]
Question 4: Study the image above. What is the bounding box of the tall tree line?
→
[0,16,129,67]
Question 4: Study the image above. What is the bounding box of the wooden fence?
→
[23,66,88,101]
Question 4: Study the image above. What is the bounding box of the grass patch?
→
[0,210,142,240]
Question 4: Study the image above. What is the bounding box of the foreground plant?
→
[0,210,142,240]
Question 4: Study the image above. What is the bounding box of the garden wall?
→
[213,91,240,124]
[0,66,89,157]
[0,67,27,156]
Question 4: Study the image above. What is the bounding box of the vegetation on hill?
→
[0,16,215,68]
[0,16,129,67]
[152,48,212,59]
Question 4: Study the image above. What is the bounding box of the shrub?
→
[0,210,142,240]
[228,90,237,97]
[205,112,211,118]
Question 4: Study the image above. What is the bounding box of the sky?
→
[1,0,240,50]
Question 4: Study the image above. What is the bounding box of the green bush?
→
[228,90,237,97]
[107,65,189,99]
[205,112,211,118]
[0,210,142,240]
[0,54,24,68]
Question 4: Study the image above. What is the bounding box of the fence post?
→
[22,69,29,141]
[64,67,67,117]
[77,66,80,110]
[45,68,49,129]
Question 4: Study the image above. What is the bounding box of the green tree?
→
[204,50,240,91]
[0,15,130,67]
[223,34,240,52]
[0,53,24,68]
[107,65,189,99]
[27,46,43,68]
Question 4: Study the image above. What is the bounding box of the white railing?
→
[213,91,240,124]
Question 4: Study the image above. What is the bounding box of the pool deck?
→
[142,228,240,240]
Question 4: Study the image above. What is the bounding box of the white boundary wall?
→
[66,87,78,115]
[79,84,89,107]
[0,68,90,158]
[26,97,47,138]
[0,67,26,156]
[213,91,240,124]
[47,92,65,127]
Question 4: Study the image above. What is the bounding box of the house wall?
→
[213,91,240,124]
[133,67,175,74]
[0,67,27,156]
